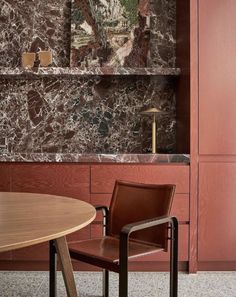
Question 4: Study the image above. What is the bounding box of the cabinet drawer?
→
[0,251,12,261]
[12,227,90,261]
[11,164,90,202]
[91,165,189,194]
[0,164,11,191]
[91,193,189,222]
[12,242,49,261]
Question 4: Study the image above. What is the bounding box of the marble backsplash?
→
[0,76,176,154]
[0,0,177,154]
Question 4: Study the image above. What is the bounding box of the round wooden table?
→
[0,192,96,297]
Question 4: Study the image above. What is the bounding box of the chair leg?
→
[103,269,109,297]
[170,218,178,297]
[119,266,128,297]
[49,240,57,297]
[119,231,129,297]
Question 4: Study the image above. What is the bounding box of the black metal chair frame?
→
[49,240,57,297]
[48,205,178,297]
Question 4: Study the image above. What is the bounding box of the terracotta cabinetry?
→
[0,163,190,270]
[10,164,90,201]
[199,163,236,262]
[1,164,91,265]
[197,0,236,269]
[0,164,11,191]
[90,164,190,263]
[199,0,236,155]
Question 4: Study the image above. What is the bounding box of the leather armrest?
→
[119,216,178,268]
[121,216,178,236]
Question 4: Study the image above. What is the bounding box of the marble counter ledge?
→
[0,67,181,78]
[0,154,190,164]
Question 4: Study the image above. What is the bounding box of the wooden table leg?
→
[54,236,78,297]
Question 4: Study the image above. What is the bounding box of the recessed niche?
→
[0,0,190,155]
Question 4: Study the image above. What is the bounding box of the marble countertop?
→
[0,153,190,163]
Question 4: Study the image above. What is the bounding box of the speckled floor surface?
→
[0,271,235,297]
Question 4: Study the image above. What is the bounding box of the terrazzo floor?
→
[0,271,235,297]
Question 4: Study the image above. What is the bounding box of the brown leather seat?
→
[68,180,178,297]
[69,236,163,272]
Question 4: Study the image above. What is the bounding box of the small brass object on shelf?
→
[21,52,36,68]
[38,50,53,67]
[141,107,163,154]
[21,50,53,68]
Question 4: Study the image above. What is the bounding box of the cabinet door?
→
[198,163,236,261]
[199,0,236,154]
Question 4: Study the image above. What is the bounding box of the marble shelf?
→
[0,153,189,163]
[0,67,181,78]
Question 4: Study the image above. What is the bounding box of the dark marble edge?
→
[0,153,190,164]
[0,67,181,78]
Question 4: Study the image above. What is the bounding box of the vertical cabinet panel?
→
[199,0,236,154]
[198,163,236,261]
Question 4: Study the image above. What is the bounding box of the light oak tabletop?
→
[0,192,96,253]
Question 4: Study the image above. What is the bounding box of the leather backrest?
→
[108,180,175,250]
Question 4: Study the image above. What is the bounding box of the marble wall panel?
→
[0,0,176,68]
[0,76,176,153]
[70,0,176,68]
[149,0,176,67]
[0,0,177,154]
[0,0,71,67]
[70,0,151,67]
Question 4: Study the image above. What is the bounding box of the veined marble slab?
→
[70,0,176,68]
[0,153,190,163]
[0,76,176,154]
[71,0,150,67]
[0,0,178,155]
[0,67,180,78]
[0,0,71,67]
